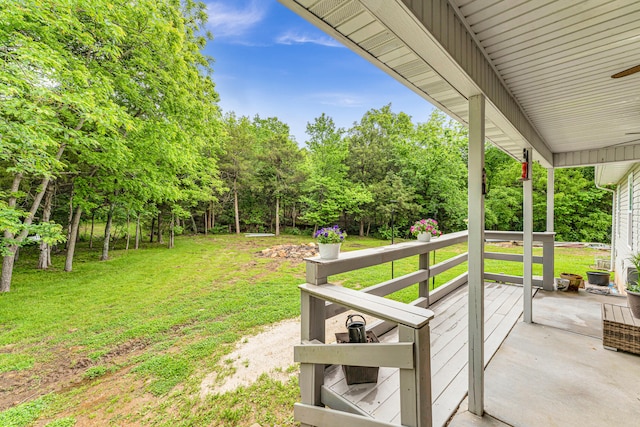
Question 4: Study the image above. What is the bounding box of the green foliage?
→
[484,146,612,242]
[0,395,54,427]
[0,353,34,373]
[133,354,192,396]
[44,418,76,427]
[626,252,640,292]
[83,365,109,380]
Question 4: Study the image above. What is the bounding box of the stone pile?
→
[258,243,318,259]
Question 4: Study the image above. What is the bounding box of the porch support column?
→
[523,150,533,323]
[544,168,555,291]
[468,94,485,416]
[546,168,554,233]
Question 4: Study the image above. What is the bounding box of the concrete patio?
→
[449,289,640,427]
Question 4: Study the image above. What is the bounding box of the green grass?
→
[0,234,610,426]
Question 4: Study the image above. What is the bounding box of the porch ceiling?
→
[279,0,640,169]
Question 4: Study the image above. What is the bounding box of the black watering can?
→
[346,314,367,343]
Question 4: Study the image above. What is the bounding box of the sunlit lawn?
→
[0,233,609,426]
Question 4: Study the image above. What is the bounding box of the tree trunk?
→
[125,212,130,251]
[359,219,365,237]
[101,204,114,261]
[366,222,371,237]
[1,249,18,293]
[275,197,280,236]
[65,205,83,271]
[1,160,60,291]
[0,135,71,292]
[191,213,198,234]
[150,217,155,243]
[38,185,55,269]
[65,184,74,250]
[135,214,140,249]
[292,204,296,229]
[204,211,208,235]
[234,178,240,234]
[169,213,175,249]
[157,212,163,244]
[89,212,95,249]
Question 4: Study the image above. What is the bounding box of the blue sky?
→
[203,0,435,145]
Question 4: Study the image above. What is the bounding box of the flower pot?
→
[318,243,341,260]
[560,273,582,292]
[586,271,610,286]
[627,289,640,319]
[417,232,431,242]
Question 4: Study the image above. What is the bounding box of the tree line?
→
[0,1,611,292]
[218,107,611,244]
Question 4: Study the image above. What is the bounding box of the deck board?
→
[322,282,525,427]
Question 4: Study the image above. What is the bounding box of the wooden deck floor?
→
[322,282,525,427]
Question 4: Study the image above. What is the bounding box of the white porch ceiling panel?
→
[452,0,640,167]
[280,0,640,168]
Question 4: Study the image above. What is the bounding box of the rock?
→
[257,244,319,260]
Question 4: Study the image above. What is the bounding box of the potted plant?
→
[627,252,640,318]
[410,218,442,242]
[315,225,346,260]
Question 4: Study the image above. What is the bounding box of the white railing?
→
[294,229,554,427]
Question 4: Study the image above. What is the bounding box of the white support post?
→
[544,168,555,291]
[546,168,554,233]
[523,152,533,324]
[468,94,485,416]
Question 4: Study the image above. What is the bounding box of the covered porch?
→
[294,235,640,427]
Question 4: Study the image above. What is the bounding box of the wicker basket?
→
[335,331,379,385]
[602,303,640,355]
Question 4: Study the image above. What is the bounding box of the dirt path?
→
[200,312,376,397]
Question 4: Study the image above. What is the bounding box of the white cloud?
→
[206,0,266,38]
[276,31,343,48]
[311,92,365,107]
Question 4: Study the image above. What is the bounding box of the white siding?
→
[615,164,640,288]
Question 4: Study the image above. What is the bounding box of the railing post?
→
[299,262,327,421]
[542,235,555,291]
[399,323,432,427]
[419,250,430,306]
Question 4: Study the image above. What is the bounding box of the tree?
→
[299,114,372,229]
[346,105,417,236]
[0,0,128,291]
[253,116,304,235]
[219,114,257,234]
[1,0,223,286]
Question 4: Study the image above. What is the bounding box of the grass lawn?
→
[0,234,610,426]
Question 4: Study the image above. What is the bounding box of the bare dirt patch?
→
[0,338,149,411]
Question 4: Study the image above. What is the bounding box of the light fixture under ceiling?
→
[611,64,640,78]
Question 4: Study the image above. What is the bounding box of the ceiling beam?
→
[554,143,640,168]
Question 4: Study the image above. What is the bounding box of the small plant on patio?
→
[627,252,640,291]
[410,218,442,237]
[626,252,640,318]
[314,225,347,244]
